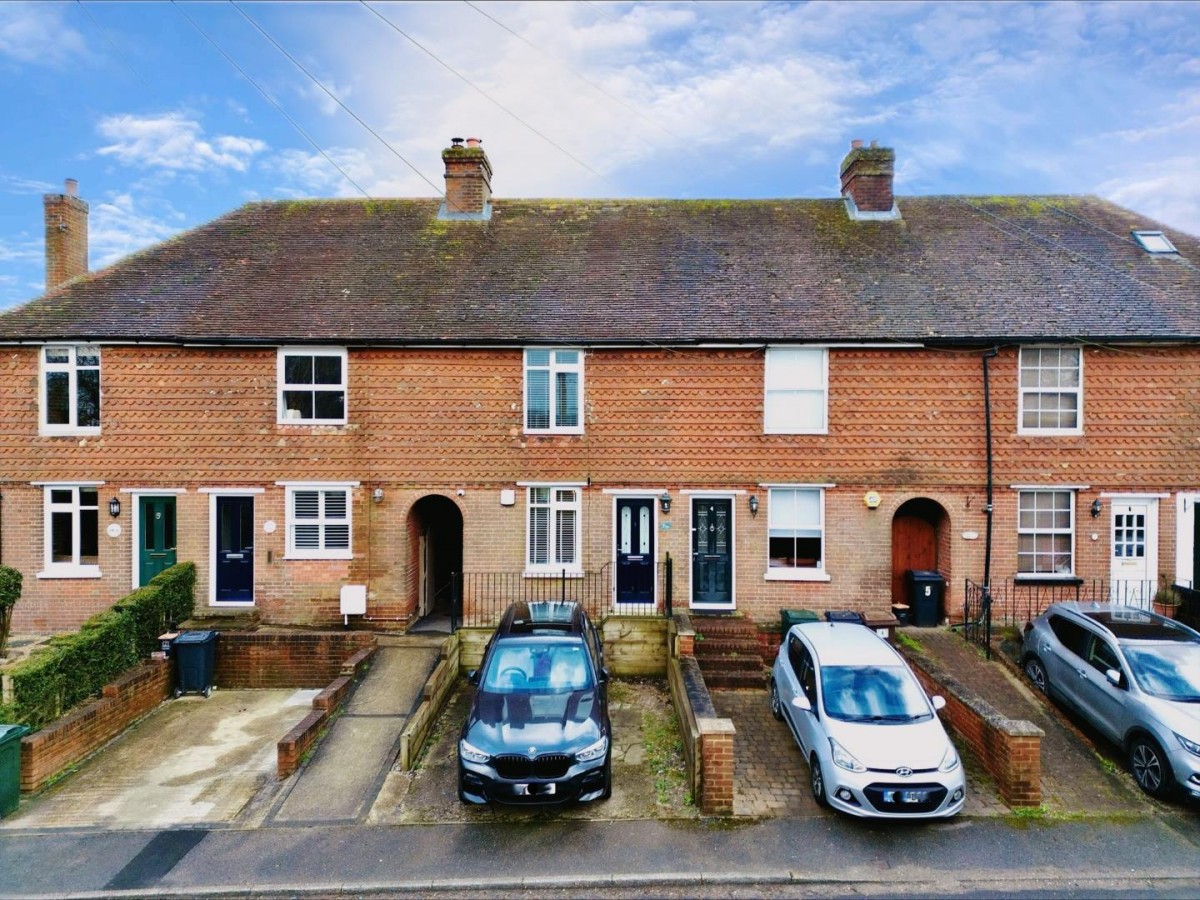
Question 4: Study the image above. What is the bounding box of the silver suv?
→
[1022,603,1200,800]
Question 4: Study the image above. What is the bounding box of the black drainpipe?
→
[980,348,999,660]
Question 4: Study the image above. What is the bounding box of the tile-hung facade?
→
[2,139,1198,634]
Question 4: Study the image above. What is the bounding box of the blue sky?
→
[1,1,1198,310]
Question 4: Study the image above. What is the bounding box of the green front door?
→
[139,496,177,585]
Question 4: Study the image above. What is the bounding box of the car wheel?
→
[1023,655,1049,695]
[809,753,828,808]
[1129,736,1174,799]
[770,680,784,721]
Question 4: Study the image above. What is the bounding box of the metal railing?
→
[450,555,675,629]
[962,576,1198,645]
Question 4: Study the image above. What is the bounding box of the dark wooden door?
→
[616,498,655,604]
[215,496,254,603]
[891,515,937,606]
[692,499,733,606]
[138,496,177,585]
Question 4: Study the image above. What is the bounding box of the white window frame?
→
[525,486,583,575]
[763,347,828,434]
[38,483,103,579]
[40,345,101,436]
[277,347,348,425]
[1018,345,1083,436]
[1016,488,1076,578]
[523,349,584,435]
[282,483,354,560]
[764,486,830,582]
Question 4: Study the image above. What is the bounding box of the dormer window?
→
[1131,230,1177,254]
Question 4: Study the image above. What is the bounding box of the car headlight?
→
[576,736,608,763]
[459,739,491,764]
[1175,733,1200,757]
[939,743,961,772]
[829,737,866,773]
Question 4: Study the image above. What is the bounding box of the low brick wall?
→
[902,649,1044,807]
[398,634,459,770]
[277,643,376,778]
[216,632,375,688]
[20,659,172,793]
[667,613,735,815]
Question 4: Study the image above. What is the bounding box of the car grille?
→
[863,782,947,814]
[493,754,574,780]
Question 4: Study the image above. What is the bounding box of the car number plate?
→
[513,783,556,797]
[884,789,929,804]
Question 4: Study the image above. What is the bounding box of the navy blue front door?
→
[692,498,733,606]
[616,498,654,604]
[215,496,254,603]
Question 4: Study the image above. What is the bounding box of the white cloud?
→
[89,193,182,268]
[264,147,384,197]
[0,2,88,67]
[0,235,40,265]
[1097,156,1200,238]
[0,174,57,194]
[96,113,267,173]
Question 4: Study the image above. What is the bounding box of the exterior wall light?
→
[372,487,384,503]
[863,490,881,510]
[1091,498,1102,518]
[659,493,671,514]
[108,497,121,518]
[748,495,759,517]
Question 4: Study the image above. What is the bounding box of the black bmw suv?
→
[458,600,611,804]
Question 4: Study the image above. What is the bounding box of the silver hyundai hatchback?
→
[1022,603,1200,800]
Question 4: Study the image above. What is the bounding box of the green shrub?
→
[0,562,195,730]
[0,564,22,657]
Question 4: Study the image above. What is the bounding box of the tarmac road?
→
[2,805,1199,898]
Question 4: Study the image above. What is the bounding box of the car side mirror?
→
[600,667,610,683]
[467,669,479,686]
[791,695,812,712]
[931,695,947,711]
[1105,668,1123,688]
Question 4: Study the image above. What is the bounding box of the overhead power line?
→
[172,0,374,200]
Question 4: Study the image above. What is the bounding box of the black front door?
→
[215,496,254,603]
[616,498,655,604]
[692,498,733,606]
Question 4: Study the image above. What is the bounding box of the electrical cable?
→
[172,1,374,200]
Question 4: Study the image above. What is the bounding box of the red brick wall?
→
[20,659,171,793]
[214,632,375,689]
[2,344,1196,632]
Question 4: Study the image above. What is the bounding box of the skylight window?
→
[1132,230,1177,254]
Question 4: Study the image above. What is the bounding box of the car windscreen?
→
[481,639,593,694]
[821,665,931,722]
[1122,643,1200,701]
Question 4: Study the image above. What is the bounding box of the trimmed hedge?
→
[0,562,195,730]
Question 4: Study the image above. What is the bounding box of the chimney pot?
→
[465,137,481,148]
[65,178,78,196]
[870,140,878,148]
[850,139,864,150]
[450,137,464,147]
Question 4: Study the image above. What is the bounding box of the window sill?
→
[523,570,584,579]
[37,566,102,580]
[283,552,353,561]
[1016,429,1083,438]
[764,569,831,583]
[523,429,585,437]
[39,427,101,438]
[276,420,348,427]
[1014,575,1082,585]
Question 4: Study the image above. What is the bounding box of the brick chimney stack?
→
[839,140,898,219]
[44,178,89,290]
[440,137,492,220]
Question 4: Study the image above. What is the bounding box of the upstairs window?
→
[285,486,352,559]
[41,345,100,434]
[1019,346,1081,434]
[42,486,100,576]
[1017,489,1075,576]
[527,486,581,573]
[278,348,347,424]
[525,349,582,433]
[764,348,828,434]
[767,487,826,579]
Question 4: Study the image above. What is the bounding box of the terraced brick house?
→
[2,138,1198,639]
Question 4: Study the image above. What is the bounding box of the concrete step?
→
[691,616,760,640]
[695,654,765,674]
[701,669,769,690]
